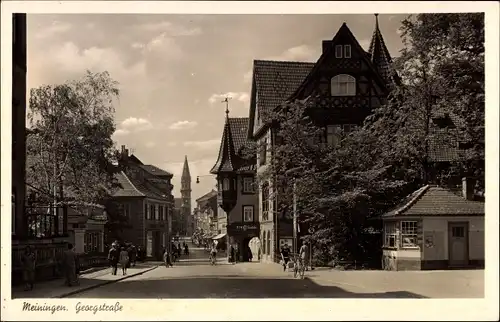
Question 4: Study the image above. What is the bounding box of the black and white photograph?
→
[1,1,498,321]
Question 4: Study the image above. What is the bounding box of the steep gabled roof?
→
[111,171,145,198]
[229,117,250,153]
[210,114,238,174]
[367,14,401,89]
[140,164,173,177]
[383,185,484,218]
[291,23,390,100]
[248,60,314,138]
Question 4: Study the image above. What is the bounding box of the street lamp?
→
[196,174,216,184]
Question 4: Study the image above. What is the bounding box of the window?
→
[223,178,230,191]
[384,222,397,247]
[84,231,102,253]
[342,124,358,134]
[262,232,266,255]
[331,74,356,96]
[327,125,342,147]
[155,205,160,220]
[243,206,254,222]
[123,203,130,219]
[159,205,164,220]
[259,137,267,166]
[144,203,149,220]
[335,45,343,58]
[261,181,269,221]
[452,226,465,238]
[401,221,418,248]
[243,177,254,193]
[344,45,351,58]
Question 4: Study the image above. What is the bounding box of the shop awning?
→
[212,233,227,240]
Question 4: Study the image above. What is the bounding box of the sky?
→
[26,13,408,206]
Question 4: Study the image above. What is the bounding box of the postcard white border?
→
[1,1,499,321]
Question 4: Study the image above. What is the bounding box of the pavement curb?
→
[54,265,159,298]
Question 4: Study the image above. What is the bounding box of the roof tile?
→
[384,185,484,217]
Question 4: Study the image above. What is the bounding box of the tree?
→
[260,99,409,267]
[26,70,119,208]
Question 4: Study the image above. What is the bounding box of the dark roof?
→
[182,156,191,180]
[383,185,484,218]
[111,171,145,198]
[229,118,250,153]
[210,116,238,173]
[367,14,401,89]
[253,60,315,118]
[140,164,172,177]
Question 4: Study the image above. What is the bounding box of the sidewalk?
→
[12,263,158,299]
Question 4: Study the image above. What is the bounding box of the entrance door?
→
[242,237,252,261]
[448,222,469,267]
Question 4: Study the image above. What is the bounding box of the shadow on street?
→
[70,275,428,298]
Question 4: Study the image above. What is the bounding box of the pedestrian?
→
[108,244,119,275]
[128,244,137,267]
[235,244,240,263]
[229,244,235,264]
[163,249,173,267]
[21,246,36,291]
[247,245,253,262]
[63,243,80,286]
[119,247,129,275]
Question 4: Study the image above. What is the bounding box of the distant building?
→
[111,145,174,260]
[194,190,218,238]
[211,110,259,262]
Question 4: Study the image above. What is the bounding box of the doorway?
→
[242,237,252,262]
[448,222,469,267]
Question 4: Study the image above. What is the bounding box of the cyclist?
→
[209,244,217,265]
[280,243,291,272]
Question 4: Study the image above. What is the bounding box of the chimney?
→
[322,40,332,54]
[462,177,476,200]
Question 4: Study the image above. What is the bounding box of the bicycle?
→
[293,257,306,279]
[209,253,216,265]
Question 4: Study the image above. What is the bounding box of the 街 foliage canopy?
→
[258,13,484,267]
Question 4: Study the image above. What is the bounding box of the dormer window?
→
[335,45,343,58]
[331,74,356,96]
[223,178,230,191]
[335,45,352,58]
[344,45,351,58]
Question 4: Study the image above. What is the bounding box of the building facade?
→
[247,16,399,263]
[382,178,484,270]
[211,111,259,262]
[112,145,174,260]
[194,190,218,238]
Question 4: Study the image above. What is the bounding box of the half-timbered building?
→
[247,15,400,263]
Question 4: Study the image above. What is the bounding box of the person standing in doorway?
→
[229,244,235,264]
[21,246,36,291]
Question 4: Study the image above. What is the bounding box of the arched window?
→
[223,178,230,191]
[331,74,356,96]
[266,231,271,256]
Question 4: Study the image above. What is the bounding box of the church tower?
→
[181,155,192,235]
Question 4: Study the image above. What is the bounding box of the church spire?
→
[182,155,191,180]
[367,13,398,89]
[210,98,237,174]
